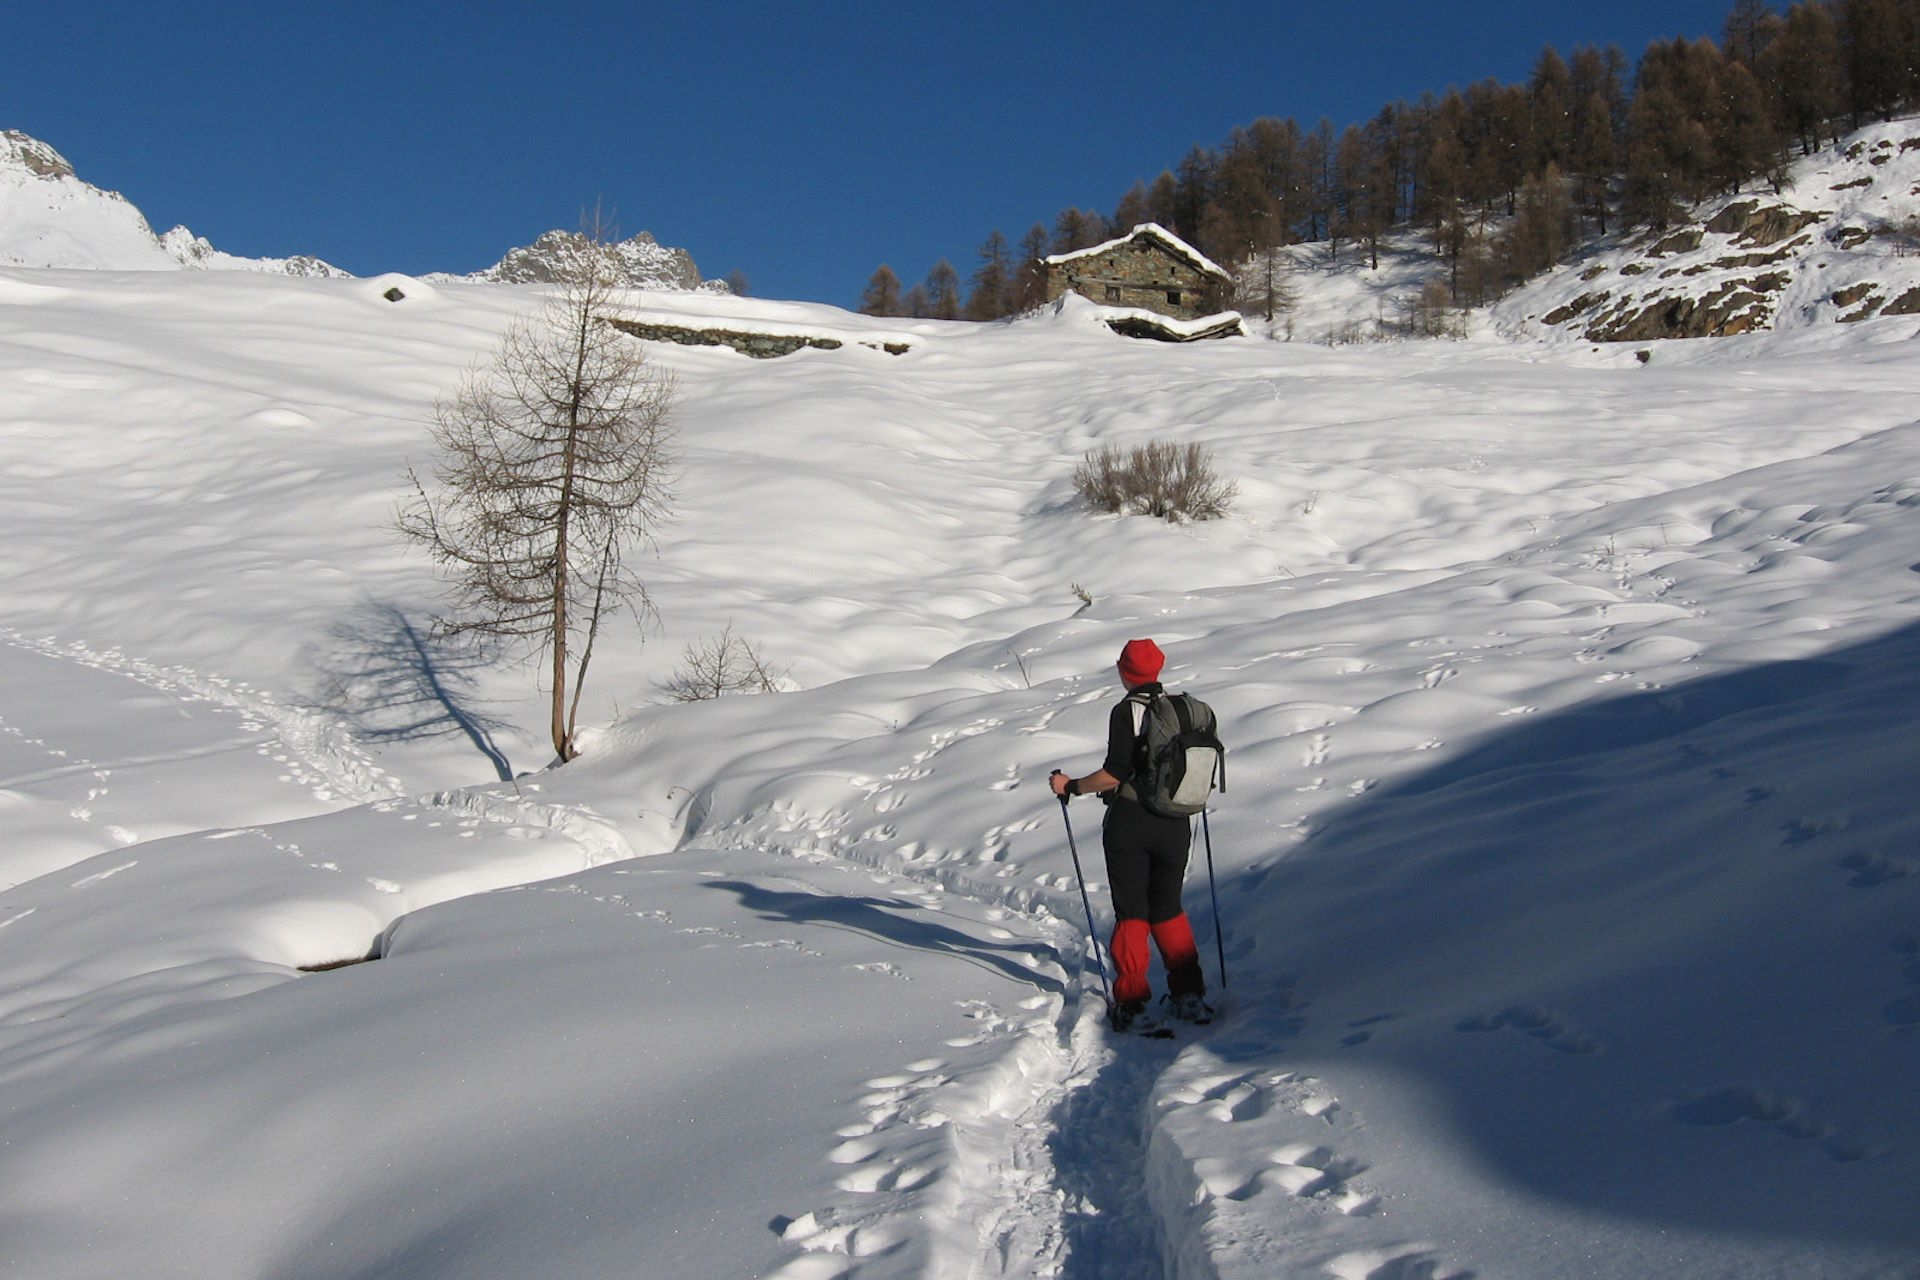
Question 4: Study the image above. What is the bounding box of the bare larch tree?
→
[398,218,676,762]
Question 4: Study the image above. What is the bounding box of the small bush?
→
[1073,441,1237,522]
[1400,280,1466,338]
[660,624,789,702]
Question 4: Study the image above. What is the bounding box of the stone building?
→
[1043,223,1232,321]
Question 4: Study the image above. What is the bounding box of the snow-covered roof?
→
[1042,221,1231,280]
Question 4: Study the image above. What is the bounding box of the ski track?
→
[0,625,407,810]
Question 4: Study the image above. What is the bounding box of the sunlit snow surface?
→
[2,221,1919,1275]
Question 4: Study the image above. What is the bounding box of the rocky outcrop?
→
[1500,117,1920,343]
[1,130,75,179]
[1703,201,1827,247]
[156,226,348,278]
[470,230,707,291]
[1583,276,1785,340]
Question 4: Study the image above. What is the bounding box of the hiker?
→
[1050,638,1210,1029]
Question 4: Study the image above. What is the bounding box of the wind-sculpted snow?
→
[2,178,1920,1276]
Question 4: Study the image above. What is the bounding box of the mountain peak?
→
[451,227,717,292]
[2,130,76,181]
[0,127,345,275]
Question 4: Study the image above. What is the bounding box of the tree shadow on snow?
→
[302,601,515,781]
[704,879,1070,995]
[1198,618,1920,1259]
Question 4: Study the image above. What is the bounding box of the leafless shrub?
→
[660,624,789,702]
[1399,280,1467,338]
[1073,441,1237,522]
[1888,214,1920,257]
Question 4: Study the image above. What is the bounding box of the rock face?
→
[466,230,708,291]
[2,130,75,179]
[1585,276,1789,341]
[1703,200,1826,247]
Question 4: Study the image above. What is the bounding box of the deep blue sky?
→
[8,1,1738,306]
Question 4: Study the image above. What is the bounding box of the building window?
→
[1105,285,1122,302]
[1167,290,1182,306]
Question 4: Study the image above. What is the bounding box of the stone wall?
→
[1046,239,1224,320]
[607,319,909,359]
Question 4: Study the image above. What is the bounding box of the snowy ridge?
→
[0,127,347,275]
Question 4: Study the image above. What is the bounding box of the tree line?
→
[861,0,1920,319]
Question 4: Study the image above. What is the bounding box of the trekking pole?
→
[1201,809,1227,989]
[1051,774,1111,1003]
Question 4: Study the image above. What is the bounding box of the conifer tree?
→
[1570,90,1619,231]
[965,230,1013,321]
[1113,181,1152,231]
[1146,171,1181,228]
[1723,0,1783,67]
[1172,145,1217,242]
[1763,2,1845,153]
[1839,0,1910,121]
[1530,47,1576,168]
[926,259,961,320]
[1013,224,1052,311]
[397,213,676,763]
[860,265,903,317]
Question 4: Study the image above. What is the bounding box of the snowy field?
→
[3,210,1920,1275]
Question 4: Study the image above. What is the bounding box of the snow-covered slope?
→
[1499,115,1920,342]
[2,262,1917,1278]
[0,129,347,275]
[1,130,179,270]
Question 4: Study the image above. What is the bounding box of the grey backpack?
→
[1129,689,1226,817]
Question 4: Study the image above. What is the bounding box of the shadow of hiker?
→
[303,601,515,781]
[703,879,1068,995]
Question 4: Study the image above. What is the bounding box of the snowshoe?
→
[1109,999,1174,1038]
[1164,992,1214,1025]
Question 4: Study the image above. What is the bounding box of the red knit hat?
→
[1117,638,1165,687]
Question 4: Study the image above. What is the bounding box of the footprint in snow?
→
[1171,1069,1378,1217]
[1670,1085,1878,1161]
[1882,936,1920,1028]
[1836,849,1910,888]
[1326,1244,1467,1279]
[1456,1004,1602,1056]
[1780,816,1848,846]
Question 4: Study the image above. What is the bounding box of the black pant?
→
[1102,798,1191,921]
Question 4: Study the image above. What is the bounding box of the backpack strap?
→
[1118,688,1155,804]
